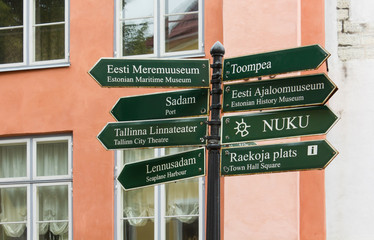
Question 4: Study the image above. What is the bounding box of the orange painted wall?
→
[222,0,300,239]
[222,0,326,239]
[0,0,224,239]
[300,0,326,239]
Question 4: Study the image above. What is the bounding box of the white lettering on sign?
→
[165,95,196,106]
[133,65,200,75]
[146,156,197,174]
[262,115,310,132]
[230,61,272,74]
[107,65,130,73]
[230,150,270,163]
[254,83,325,97]
[308,145,318,156]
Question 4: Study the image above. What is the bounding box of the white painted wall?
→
[325,0,374,239]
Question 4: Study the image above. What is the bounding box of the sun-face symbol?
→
[234,118,251,137]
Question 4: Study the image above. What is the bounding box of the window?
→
[116,0,204,58]
[0,0,69,72]
[116,147,204,240]
[0,135,72,240]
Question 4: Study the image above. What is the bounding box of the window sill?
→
[0,62,71,73]
[117,52,206,60]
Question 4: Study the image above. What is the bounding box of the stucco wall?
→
[326,0,374,239]
[222,1,301,239]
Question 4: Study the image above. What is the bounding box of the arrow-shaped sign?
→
[222,106,338,144]
[111,88,210,121]
[222,73,337,112]
[89,58,210,88]
[221,140,338,176]
[98,117,208,150]
[223,44,330,81]
[118,148,205,190]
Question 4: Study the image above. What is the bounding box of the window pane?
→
[166,218,198,240]
[165,13,198,53]
[123,148,154,165]
[165,0,198,14]
[35,24,65,61]
[165,177,199,239]
[0,0,23,27]
[0,28,23,64]
[122,0,153,19]
[35,0,65,24]
[0,143,27,179]
[123,188,154,219]
[0,224,27,240]
[0,187,27,238]
[36,140,68,177]
[122,19,154,56]
[123,219,154,240]
[36,185,69,239]
[165,179,199,219]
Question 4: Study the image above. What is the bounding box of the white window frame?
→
[0,0,70,72]
[115,148,205,240]
[32,136,73,181]
[0,135,73,240]
[0,138,30,182]
[114,0,204,59]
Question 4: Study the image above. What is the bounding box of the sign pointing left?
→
[97,117,208,150]
[118,148,205,190]
[89,58,210,88]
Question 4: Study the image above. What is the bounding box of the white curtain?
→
[165,178,199,224]
[38,185,69,240]
[0,144,27,237]
[164,147,199,224]
[36,142,69,240]
[123,148,155,226]
[0,187,27,238]
[0,144,27,179]
[0,142,69,239]
[37,141,68,176]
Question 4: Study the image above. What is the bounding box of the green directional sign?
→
[89,58,210,88]
[112,88,210,121]
[223,73,337,112]
[221,140,338,176]
[118,148,205,190]
[98,117,208,150]
[222,106,338,144]
[223,45,330,81]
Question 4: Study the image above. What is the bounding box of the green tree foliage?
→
[123,21,153,56]
[0,0,23,64]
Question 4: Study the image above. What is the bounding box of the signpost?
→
[97,117,208,150]
[221,140,338,176]
[222,106,338,144]
[118,148,205,190]
[223,45,330,81]
[91,42,339,240]
[111,88,210,121]
[89,58,210,88]
[222,73,337,112]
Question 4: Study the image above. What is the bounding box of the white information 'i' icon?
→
[307,145,318,156]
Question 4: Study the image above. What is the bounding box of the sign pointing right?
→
[223,44,330,81]
[222,106,338,144]
[223,73,338,112]
[221,140,338,176]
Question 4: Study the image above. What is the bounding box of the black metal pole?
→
[206,41,225,240]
